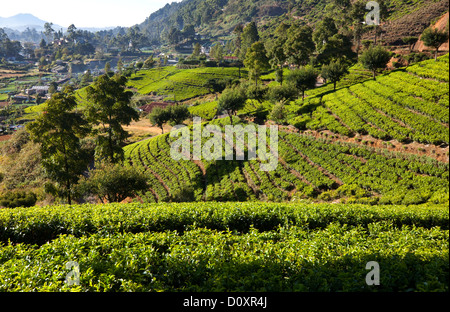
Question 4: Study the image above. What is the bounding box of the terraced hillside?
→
[124,55,449,206]
[127,66,247,101]
[124,118,448,205]
[288,54,449,145]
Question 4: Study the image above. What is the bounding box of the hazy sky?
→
[1,0,182,28]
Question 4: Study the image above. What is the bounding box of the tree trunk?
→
[333,81,337,91]
[108,113,114,162]
[435,48,438,61]
[67,181,72,205]
[62,140,72,205]
[373,70,376,80]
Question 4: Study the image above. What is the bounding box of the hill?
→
[140,0,449,45]
[0,13,62,31]
[122,55,449,205]
[288,54,449,145]
[127,66,247,101]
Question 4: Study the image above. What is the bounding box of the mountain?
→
[0,13,63,31]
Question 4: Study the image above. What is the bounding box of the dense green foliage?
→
[188,101,218,120]
[127,66,247,101]
[288,54,449,145]
[85,74,139,163]
[0,191,37,208]
[77,162,150,203]
[0,202,447,291]
[124,116,448,205]
[25,88,90,205]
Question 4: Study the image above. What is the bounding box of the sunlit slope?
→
[289,54,449,145]
[124,117,448,205]
[127,66,247,101]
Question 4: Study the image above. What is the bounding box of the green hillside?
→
[127,66,247,101]
[140,0,448,41]
[0,202,448,291]
[124,119,448,206]
[288,54,449,145]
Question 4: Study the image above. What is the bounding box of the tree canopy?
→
[85,74,139,163]
[286,65,318,100]
[217,86,247,124]
[26,87,90,204]
[359,45,391,79]
[421,27,449,61]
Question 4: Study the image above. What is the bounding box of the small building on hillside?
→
[12,95,29,103]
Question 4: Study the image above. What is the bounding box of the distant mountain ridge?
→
[0,13,114,32]
[0,13,57,31]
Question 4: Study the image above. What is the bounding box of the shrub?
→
[77,162,150,203]
[266,84,297,103]
[0,191,37,208]
[268,101,287,124]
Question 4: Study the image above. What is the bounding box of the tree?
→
[313,17,338,53]
[143,55,156,69]
[167,27,181,45]
[284,24,315,67]
[317,33,357,65]
[44,22,54,43]
[39,38,47,49]
[85,74,139,163]
[210,42,224,65]
[359,45,391,79]
[104,62,112,75]
[149,106,170,134]
[48,81,58,95]
[168,105,190,126]
[78,161,149,203]
[421,27,449,61]
[217,86,247,124]
[402,36,419,52]
[267,23,290,85]
[352,22,365,55]
[321,59,349,90]
[244,41,270,86]
[81,69,93,86]
[286,65,318,101]
[233,24,244,57]
[269,101,287,124]
[26,87,90,204]
[275,68,284,86]
[240,22,260,60]
[67,24,77,42]
[192,42,201,57]
[117,57,124,74]
[182,24,196,40]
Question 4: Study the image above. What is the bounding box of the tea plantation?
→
[0,202,448,291]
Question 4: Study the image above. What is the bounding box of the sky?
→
[1,0,182,28]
